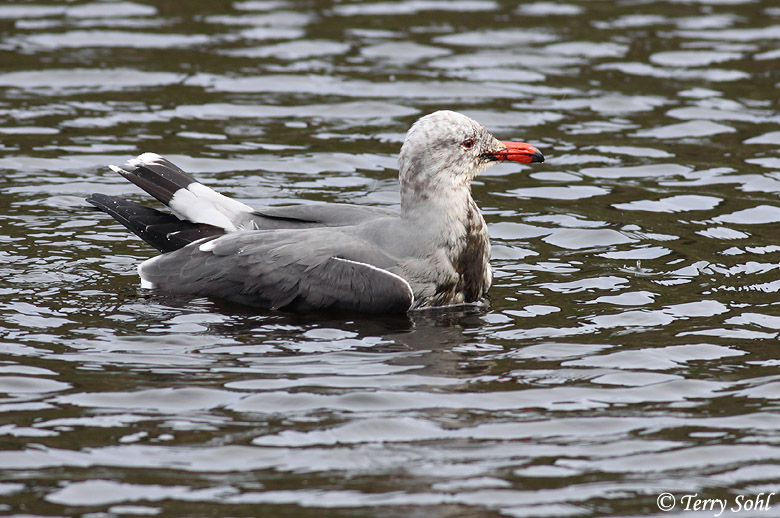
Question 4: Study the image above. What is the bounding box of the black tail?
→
[110,153,199,207]
[86,193,225,253]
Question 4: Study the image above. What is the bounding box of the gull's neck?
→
[400,169,475,226]
[398,163,491,305]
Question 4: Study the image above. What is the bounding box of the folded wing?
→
[138,230,414,314]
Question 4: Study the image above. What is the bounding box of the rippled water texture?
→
[1,1,780,517]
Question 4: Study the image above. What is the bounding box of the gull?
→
[87,110,544,313]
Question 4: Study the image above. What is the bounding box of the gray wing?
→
[242,204,399,230]
[138,229,414,314]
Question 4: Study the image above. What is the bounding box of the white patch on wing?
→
[167,182,254,232]
[187,182,254,214]
[138,256,161,289]
[331,257,414,306]
[198,238,219,252]
[127,152,164,169]
[168,185,237,231]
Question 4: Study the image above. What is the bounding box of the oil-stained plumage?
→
[87,110,544,313]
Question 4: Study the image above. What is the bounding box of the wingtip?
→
[85,193,117,212]
[127,152,164,169]
[110,152,165,175]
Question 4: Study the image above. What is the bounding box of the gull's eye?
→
[461,139,474,149]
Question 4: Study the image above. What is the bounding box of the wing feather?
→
[246,204,399,230]
[138,230,414,314]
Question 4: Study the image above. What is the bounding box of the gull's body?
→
[87,110,544,313]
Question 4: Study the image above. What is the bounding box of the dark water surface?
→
[2,1,780,517]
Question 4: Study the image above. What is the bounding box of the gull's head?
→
[398,110,544,191]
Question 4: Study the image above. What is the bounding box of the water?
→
[1,0,779,516]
